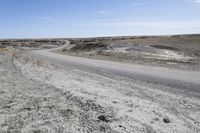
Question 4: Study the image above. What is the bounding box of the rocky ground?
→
[0,53,117,133]
[0,35,200,132]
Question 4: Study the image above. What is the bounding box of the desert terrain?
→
[0,35,200,133]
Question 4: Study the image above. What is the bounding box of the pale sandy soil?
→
[0,54,116,133]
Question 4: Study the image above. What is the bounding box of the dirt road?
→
[32,49,200,93]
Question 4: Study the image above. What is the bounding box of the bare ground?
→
[59,35,200,71]
[0,54,117,133]
[0,35,200,133]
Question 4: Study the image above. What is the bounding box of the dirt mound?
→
[70,42,107,51]
[150,45,178,51]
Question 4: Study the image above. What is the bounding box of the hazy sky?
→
[0,0,200,38]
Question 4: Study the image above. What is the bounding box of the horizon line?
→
[0,33,200,40]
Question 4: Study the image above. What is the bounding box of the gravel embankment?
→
[0,54,116,133]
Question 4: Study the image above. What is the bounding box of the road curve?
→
[30,46,200,93]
